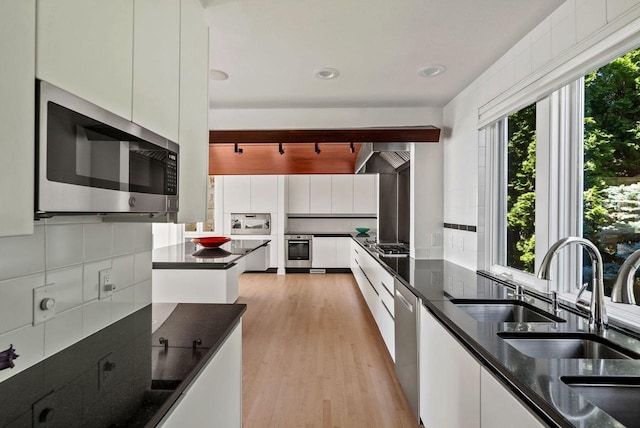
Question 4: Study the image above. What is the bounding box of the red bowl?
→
[191,236,231,248]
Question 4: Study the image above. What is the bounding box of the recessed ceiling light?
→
[314,68,340,80]
[418,65,447,78]
[209,69,229,81]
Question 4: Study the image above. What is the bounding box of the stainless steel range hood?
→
[355,142,411,173]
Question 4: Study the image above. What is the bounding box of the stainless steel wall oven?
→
[285,234,312,268]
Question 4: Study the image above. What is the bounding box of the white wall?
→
[210,106,442,129]
[0,216,153,383]
[443,0,640,270]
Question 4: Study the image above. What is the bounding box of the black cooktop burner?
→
[374,243,410,256]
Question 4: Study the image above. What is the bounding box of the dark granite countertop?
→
[152,239,270,270]
[351,235,640,428]
[0,303,245,428]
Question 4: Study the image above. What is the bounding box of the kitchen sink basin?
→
[451,299,565,323]
[499,332,640,359]
[562,376,640,427]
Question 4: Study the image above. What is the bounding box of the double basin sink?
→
[452,298,640,426]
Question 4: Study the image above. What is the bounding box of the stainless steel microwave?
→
[36,81,179,221]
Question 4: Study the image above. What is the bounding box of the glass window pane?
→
[583,48,640,296]
[506,104,536,273]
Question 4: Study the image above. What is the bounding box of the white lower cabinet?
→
[350,240,395,359]
[159,321,242,428]
[480,367,546,428]
[312,237,351,268]
[420,305,480,428]
[420,305,546,428]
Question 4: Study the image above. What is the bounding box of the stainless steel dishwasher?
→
[394,277,419,420]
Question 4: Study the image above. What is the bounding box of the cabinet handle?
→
[359,266,378,295]
[381,282,394,298]
[382,300,394,320]
[395,289,413,312]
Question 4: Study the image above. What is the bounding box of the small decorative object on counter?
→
[355,227,370,234]
[0,344,19,370]
[191,236,231,248]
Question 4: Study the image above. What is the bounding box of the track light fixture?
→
[234,143,243,154]
[279,143,285,155]
[315,143,321,154]
[350,142,355,153]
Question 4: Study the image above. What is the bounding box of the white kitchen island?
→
[152,239,270,303]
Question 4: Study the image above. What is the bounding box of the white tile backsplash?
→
[113,223,136,255]
[0,274,45,334]
[112,254,135,290]
[134,250,152,283]
[46,265,84,313]
[0,225,45,281]
[82,297,112,337]
[112,286,135,322]
[83,223,113,262]
[44,306,82,357]
[134,279,152,311]
[0,217,152,383]
[46,224,83,269]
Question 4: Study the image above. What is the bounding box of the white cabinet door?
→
[309,175,332,214]
[176,0,208,223]
[312,237,336,268]
[353,174,377,214]
[0,0,35,237]
[378,301,395,360]
[132,0,180,141]
[331,175,353,213]
[480,367,545,428]
[420,305,480,428]
[223,176,251,213]
[335,238,352,268]
[160,321,242,428]
[36,0,134,120]
[287,175,310,213]
[250,175,278,213]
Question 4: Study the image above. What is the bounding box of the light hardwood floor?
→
[238,273,418,428]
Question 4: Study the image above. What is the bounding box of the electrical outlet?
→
[99,269,114,300]
[33,284,56,325]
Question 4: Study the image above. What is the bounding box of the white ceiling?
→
[204,0,564,110]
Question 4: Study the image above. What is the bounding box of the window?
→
[506,104,537,273]
[582,48,640,296]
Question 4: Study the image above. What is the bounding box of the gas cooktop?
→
[373,243,410,257]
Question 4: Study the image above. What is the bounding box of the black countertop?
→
[152,239,270,270]
[0,303,245,428]
[351,235,640,428]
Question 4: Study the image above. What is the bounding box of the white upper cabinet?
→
[353,174,377,214]
[36,0,134,120]
[287,174,377,215]
[133,0,180,142]
[331,175,354,214]
[0,0,35,237]
[223,176,251,213]
[250,175,278,213]
[287,175,310,214]
[177,0,208,223]
[309,175,332,214]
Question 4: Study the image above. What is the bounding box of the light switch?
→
[33,284,56,325]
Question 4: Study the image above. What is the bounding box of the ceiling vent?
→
[355,142,411,173]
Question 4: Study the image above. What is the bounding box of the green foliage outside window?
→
[583,48,640,293]
[507,104,536,273]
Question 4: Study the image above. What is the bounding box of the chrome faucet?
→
[537,237,608,331]
[611,249,639,305]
